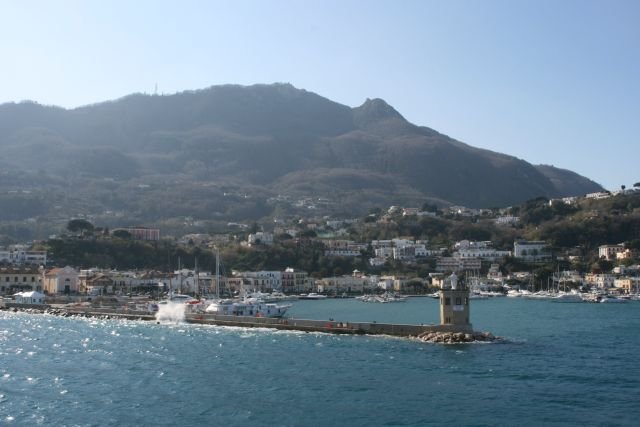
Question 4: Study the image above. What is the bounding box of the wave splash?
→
[155,302,186,323]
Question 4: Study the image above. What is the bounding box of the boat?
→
[506,289,532,298]
[549,291,583,303]
[581,291,628,303]
[168,294,198,303]
[247,291,298,302]
[298,293,328,300]
[204,298,291,318]
[356,292,407,303]
[201,251,292,318]
[155,293,200,309]
[598,295,627,303]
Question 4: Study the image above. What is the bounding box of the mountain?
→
[0,83,603,232]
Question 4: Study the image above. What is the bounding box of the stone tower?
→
[439,272,472,331]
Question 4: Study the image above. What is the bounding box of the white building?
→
[0,247,47,265]
[456,248,511,261]
[436,257,481,272]
[282,268,311,294]
[584,273,615,289]
[487,264,503,281]
[247,232,274,246]
[234,270,282,292]
[324,249,361,257]
[495,216,520,226]
[14,291,46,304]
[598,244,626,260]
[513,240,551,262]
[369,257,387,267]
[585,192,611,200]
[375,247,394,258]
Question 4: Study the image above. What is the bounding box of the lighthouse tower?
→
[439,272,472,331]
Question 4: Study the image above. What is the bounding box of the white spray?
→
[155,302,186,323]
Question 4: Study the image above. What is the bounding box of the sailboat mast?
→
[195,257,199,296]
[178,257,183,294]
[215,250,220,299]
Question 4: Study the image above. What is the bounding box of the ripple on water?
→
[1,300,640,426]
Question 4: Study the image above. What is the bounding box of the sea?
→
[1,297,639,426]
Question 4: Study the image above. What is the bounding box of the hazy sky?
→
[1,0,638,190]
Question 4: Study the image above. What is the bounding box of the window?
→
[445,297,450,305]
[455,297,461,305]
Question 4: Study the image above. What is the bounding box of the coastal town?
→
[2,189,640,306]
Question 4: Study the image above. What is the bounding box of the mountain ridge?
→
[0,83,603,231]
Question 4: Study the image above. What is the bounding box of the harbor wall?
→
[1,305,474,337]
[185,313,473,336]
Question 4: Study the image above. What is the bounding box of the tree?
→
[298,229,317,238]
[67,219,94,234]
[112,229,132,239]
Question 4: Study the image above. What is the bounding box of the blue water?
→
[1,298,639,426]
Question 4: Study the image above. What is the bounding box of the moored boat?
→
[204,298,291,317]
[299,293,328,300]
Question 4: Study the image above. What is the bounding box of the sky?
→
[1,0,638,190]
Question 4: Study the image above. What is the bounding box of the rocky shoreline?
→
[414,330,501,344]
[1,305,153,320]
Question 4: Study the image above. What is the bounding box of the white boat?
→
[247,291,298,302]
[201,251,292,317]
[156,293,199,308]
[550,292,583,303]
[469,292,489,300]
[356,293,407,303]
[298,293,328,300]
[599,295,627,303]
[506,289,532,298]
[523,291,554,300]
[204,299,291,317]
[168,294,198,303]
[479,291,505,297]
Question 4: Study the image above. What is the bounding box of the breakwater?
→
[1,304,479,338]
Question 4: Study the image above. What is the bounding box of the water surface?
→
[1,298,638,426]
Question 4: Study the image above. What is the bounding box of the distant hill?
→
[0,83,603,233]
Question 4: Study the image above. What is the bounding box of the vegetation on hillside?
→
[0,84,603,241]
[39,192,640,282]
